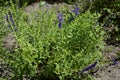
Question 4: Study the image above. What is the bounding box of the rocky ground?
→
[0,1,120,80]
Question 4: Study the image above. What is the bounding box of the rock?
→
[2,32,18,52]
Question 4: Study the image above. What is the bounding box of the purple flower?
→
[4,12,17,31]
[82,61,98,72]
[72,4,80,15]
[109,60,118,66]
[4,15,12,29]
[57,13,64,28]
[68,4,80,23]
[9,12,15,25]
[58,22,62,28]
[57,13,63,22]
[9,12,13,21]
[72,3,80,15]
[72,7,80,15]
[4,15,9,22]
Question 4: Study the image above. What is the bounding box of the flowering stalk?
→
[82,61,98,72]
[4,11,17,31]
[57,13,64,28]
[72,3,80,16]
[72,7,80,16]
[68,4,80,23]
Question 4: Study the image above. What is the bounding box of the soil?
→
[93,46,120,80]
[0,1,120,80]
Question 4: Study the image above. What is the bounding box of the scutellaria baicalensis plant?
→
[0,3,105,80]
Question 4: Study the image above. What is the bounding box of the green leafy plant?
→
[91,0,120,45]
[0,2,105,80]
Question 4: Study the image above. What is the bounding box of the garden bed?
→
[0,1,120,80]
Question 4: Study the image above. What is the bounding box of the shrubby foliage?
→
[91,0,120,45]
[0,2,105,79]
